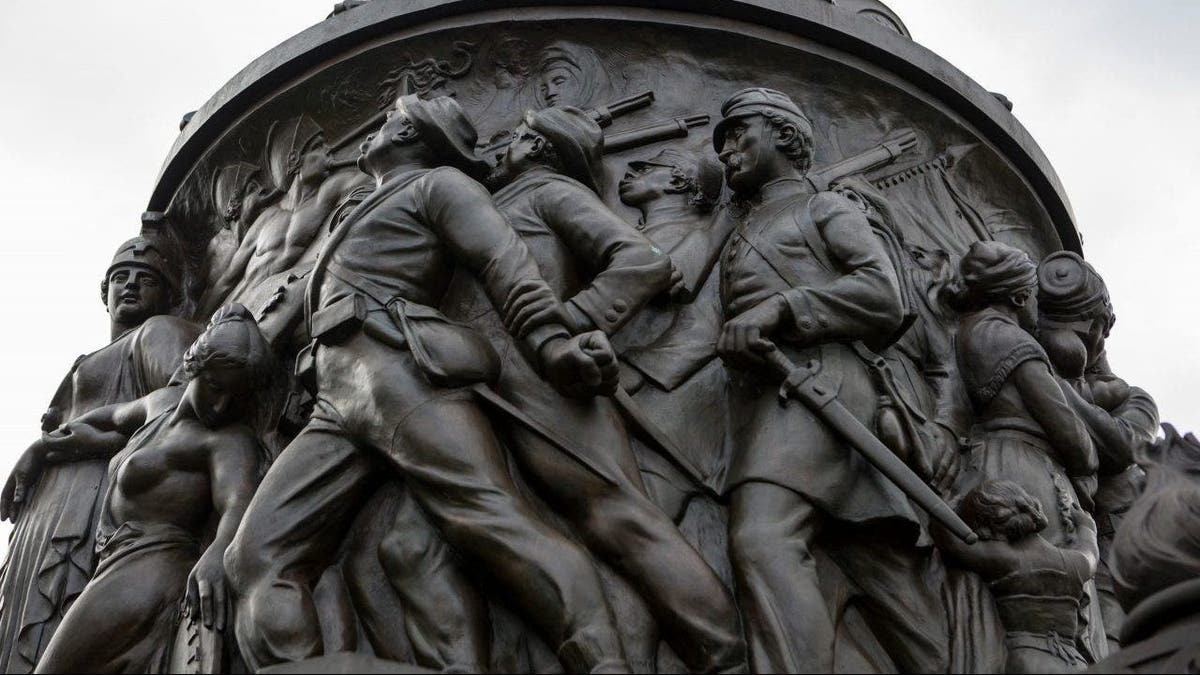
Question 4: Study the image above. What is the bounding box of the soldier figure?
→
[613,146,730,517]
[484,107,746,673]
[712,88,947,673]
[224,95,633,673]
[0,235,200,674]
[203,115,369,314]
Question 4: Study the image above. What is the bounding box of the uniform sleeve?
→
[422,168,570,351]
[534,181,673,335]
[134,316,203,392]
[777,191,905,346]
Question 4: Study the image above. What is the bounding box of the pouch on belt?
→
[389,299,500,387]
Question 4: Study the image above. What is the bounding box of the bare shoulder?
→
[204,422,260,458]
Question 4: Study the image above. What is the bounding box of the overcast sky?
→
[0,1,1196,552]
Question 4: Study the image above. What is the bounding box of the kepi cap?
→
[713,87,811,151]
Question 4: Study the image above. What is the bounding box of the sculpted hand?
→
[929,426,963,496]
[541,332,620,398]
[503,280,566,339]
[665,264,689,302]
[185,549,229,631]
[718,294,788,369]
[39,423,105,464]
[2,442,46,522]
[1089,376,1131,412]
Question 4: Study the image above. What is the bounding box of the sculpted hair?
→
[669,165,719,212]
[1111,425,1200,610]
[958,480,1049,542]
[531,132,565,174]
[182,303,274,389]
[946,240,1038,312]
[762,111,815,174]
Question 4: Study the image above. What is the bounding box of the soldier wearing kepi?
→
[713,88,948,673]
[485,107,746,674]
[224,95,633,674]
[613,146,730,517]
[0,234,200,674]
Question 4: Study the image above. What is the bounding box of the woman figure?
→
[934,479,1097,673]
[952,241,1097,546]
[33,304,272,673]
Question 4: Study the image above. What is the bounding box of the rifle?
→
[603,115,711,154]
[806,129,919,192]
[479,91,658,158]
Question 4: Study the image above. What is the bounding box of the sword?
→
[469,383,620,487]
[763,347,978,544]
[612,388,720,500]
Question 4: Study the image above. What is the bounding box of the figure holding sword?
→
[713,87,956,674]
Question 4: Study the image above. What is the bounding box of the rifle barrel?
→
[809,129,919,191]
[588,90,655,128]
[603,114,710,154]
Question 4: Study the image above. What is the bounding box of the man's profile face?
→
[298,136,332,184]
[618,162,676,207]
[359,98,417,175]
[718,115,771,194]
[106,264,165,325]
[501,123,545,177]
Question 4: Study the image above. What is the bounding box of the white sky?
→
[0,1,1196,554]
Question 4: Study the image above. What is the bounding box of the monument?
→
[2,1,1194,673]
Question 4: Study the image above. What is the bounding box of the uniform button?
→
[604,309,621,323]
[799,318,813,330]
[817,313,829,327]
[613,300,628,313]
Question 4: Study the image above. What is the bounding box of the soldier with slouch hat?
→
[224,94,636,673]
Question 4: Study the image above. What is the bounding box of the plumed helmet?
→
[400,94,491,180]
[524,106,605,195]
[265,114,325,191]
[211,162,261,224]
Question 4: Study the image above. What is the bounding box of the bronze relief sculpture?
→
[2,1,1193,673]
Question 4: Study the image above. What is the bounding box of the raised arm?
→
[779,192,905,347]
[1013,360,1098,476]
[536,182,673,334]
[187,430,261,632]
